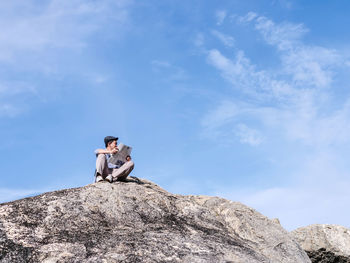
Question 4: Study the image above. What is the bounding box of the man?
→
[95,136,134,183]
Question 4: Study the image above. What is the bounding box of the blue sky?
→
[1,0,350,231]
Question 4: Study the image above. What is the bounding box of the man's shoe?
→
[116,176,128,182]
[95,175,103,183]
[105,174,113,183]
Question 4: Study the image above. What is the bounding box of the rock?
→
[292,224,350,263]
[0,178,310,262]
[272,218,281,225]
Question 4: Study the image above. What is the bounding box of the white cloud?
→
[202,12,350,229]
[215,10,227,25]
[211,30,235,47]
[151,60,172,68]
[0,81,38,117]
[0,0,132,117]
[201,100,239,129]
[151,60,188,82]
[217,151,350,230]
[207,49,294,100]
[0,0,131,61]
[0,104,21,117]
[253,15,340,88]
[202,88,350,148]
[200,100,267,146]
[235,123,263,146]
[0,81,37,97]
[282,46,339,87]
[194,33,205,47]
[235,13,342,88]
[91,74,109,84]
[273,0,293,9]
[204,14,350,147]
[254,16,307,50]
[237,12,258,24]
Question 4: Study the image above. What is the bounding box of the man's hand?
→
[110,148,119,154]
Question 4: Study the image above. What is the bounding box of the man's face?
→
[109,140,117,149]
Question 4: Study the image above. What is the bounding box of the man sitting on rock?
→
[94,136,134,183]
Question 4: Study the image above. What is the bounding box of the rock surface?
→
[0,178,310,262]
[292,224,350,263]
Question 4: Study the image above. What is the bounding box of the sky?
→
[1,0,350,231]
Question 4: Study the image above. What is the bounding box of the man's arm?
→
[94,148,120,169]
[94,148,118,155]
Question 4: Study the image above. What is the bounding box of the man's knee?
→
[115,161,134,178]
[126,160,134,169]
[96,154,108,176]
[96,154,107,167]
[96,154,106,161]
[119,160,134,171]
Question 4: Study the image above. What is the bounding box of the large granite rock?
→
[292,224,350,263]
[0,178,310,262]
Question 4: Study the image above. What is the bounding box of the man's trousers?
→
[95,154,134,181]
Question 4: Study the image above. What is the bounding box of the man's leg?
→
[112,161,134,181]
[95,154,109,181]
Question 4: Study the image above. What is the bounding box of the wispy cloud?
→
[252,15,340,87]
[211,30,235,47]
[0,0,132,117]
[0,104,21,117]
[0,81,38,117]
[0,0,130,61]
[194,33,205,48]
[215,10,227,26]
[217,151,350,230]
[272,0,293,10]
[236,12,341,88]
[207,49,294,101]
[201,100,239,129]
[235,123,263,146]
[203,13,349,147]
[0,81,37,97]
[151,60,172,68]
[237,12,257,24]
[201,12,350,229]
[253,15,308,50]
[151,60,188,82]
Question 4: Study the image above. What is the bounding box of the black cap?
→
[104,136,118,146]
